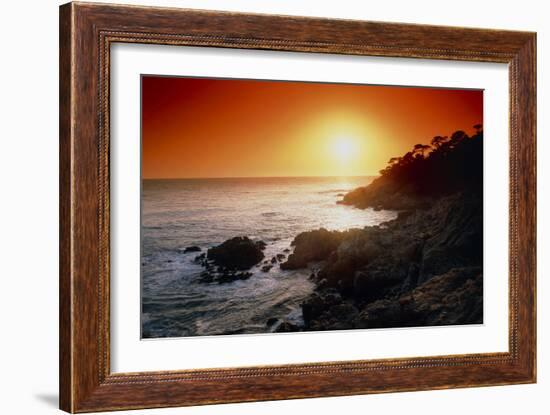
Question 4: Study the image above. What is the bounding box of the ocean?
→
[141,176,397,338]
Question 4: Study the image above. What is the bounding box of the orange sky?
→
[142,76,482,179]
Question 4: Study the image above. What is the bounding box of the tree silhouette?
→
[413,143,431,158]
[430,135,447,148]
[374,125,483,196]
[341,124,483,208]
[449,130,466,147]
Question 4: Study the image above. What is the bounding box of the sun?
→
[330,135,359,162]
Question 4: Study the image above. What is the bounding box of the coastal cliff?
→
[278,127,484,331]
[339,126,483,210]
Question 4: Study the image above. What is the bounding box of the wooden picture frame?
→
[59,2,536,412]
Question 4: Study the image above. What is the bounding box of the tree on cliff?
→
[341,124,483,209]
[413,143,431,158]
[379,124,483,196]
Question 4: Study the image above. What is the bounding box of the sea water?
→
[141,176,396,338]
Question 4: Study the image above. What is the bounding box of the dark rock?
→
[301,191,483,331]
[266,317,279,327]
[256,240,267,250]
[275,321,300,333]
[353,267,482,329]
[271,257,277,264]
[214,271,253,284]
[280,228,345,270]
[283,248,291,253]
[329,302,359,320]
[301,294,325,324]
[317,257,357,294]
[317,278,328,289]
[336,228,382,263]
[303,301,359,332]
[396,210,414,221]
[353,298,403,328]
[199,271,215,283]
[339,177,431,211]
[400,262,420,292]
[276,254,286,261]
[302,290,342,325]
[198,266,253,284]
[183,246,201,253]
[418,195,482,284]
[207,236,264,270]
[351,258,410,301]
[407,266,483,325]
[330,194,480,298]
[193,253,206,263]
[261,265,273,272]
[220,328,247,335]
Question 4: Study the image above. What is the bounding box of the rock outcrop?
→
[207,236,265,270]
[183,246,201,253]
[354,266,482,328]
[195,237,265,284]
[280,228,347,270]
[295,192,483,331]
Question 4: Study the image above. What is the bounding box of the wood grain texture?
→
[59,2,537,412]
[59,3,73,411]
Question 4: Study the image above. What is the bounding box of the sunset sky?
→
[142,76,482,179]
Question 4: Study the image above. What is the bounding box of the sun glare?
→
[331,135,359,162]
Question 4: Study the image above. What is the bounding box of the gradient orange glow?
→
[142,76,482,179]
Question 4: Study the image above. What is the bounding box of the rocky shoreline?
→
[191,192,482,332]
[277,192,483,331]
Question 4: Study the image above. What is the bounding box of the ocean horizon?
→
[142,175,380,182]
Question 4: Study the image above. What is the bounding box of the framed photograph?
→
[59,2,536,412]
